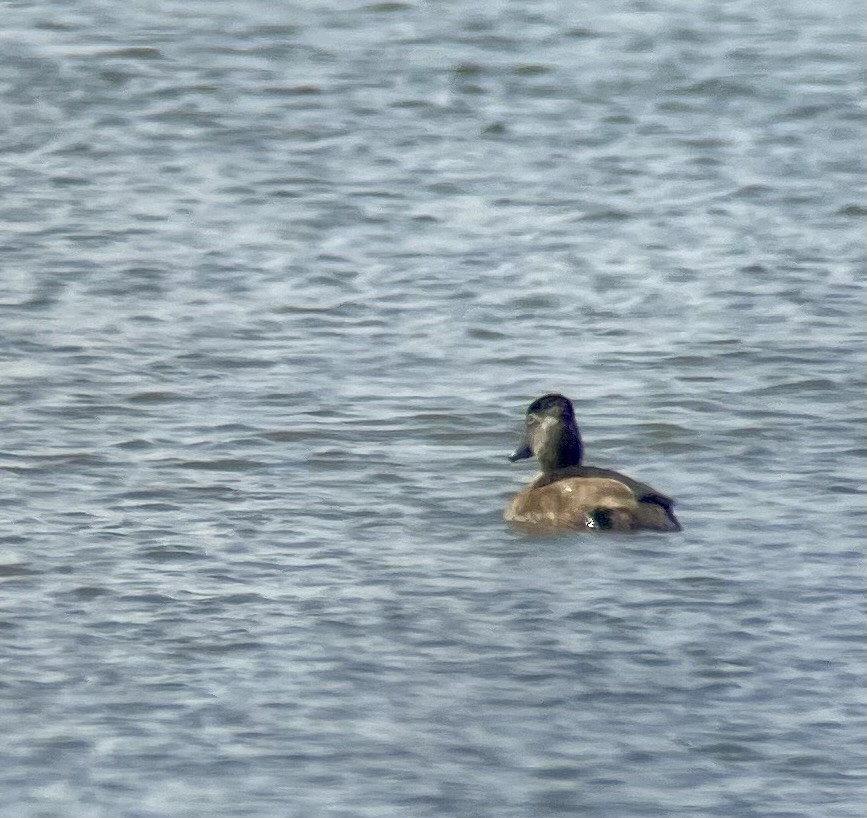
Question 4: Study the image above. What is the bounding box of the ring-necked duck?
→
[505,393,682,532]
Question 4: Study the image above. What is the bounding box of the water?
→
[1,1,863,816]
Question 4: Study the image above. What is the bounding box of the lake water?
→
[1,1,864,816]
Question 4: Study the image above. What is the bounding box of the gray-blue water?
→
[1,1,864,816]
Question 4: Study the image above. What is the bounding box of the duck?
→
[504,393,682,533]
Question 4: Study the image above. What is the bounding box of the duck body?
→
[505,394,681,533]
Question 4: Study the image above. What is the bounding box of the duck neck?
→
[538,424,583,473]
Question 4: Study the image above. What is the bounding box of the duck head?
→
[509,393,584,473]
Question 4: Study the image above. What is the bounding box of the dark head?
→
[508,393,584,473]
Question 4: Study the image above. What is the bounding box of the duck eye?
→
[527,413,540,424]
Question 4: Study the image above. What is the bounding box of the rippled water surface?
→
[1,1,864,816]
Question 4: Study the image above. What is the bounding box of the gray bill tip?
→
[508,443,533,462]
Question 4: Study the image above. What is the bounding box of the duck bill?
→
[508,441,533,462]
